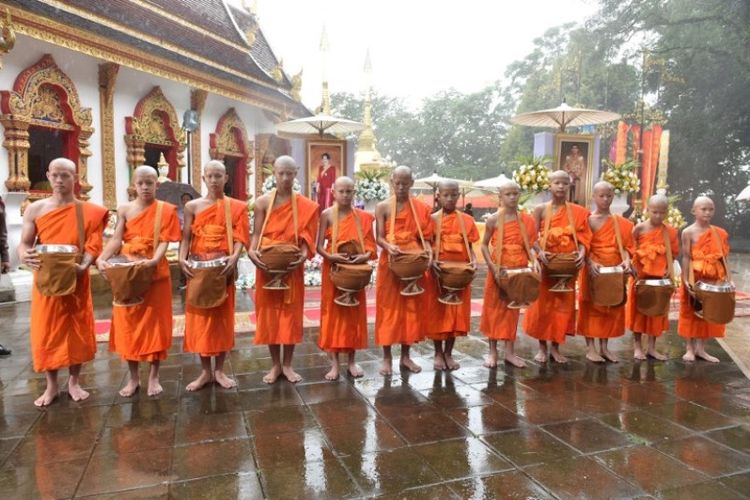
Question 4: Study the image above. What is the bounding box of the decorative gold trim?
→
[190,88,208,191]
[98,62,119,209]
[0,8,16,69]
[210,108,254,200]
[3,5,300,117]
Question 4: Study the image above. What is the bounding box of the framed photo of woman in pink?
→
[307,141,345,211]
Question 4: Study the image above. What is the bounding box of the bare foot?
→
[586,351,606,363]
[347,364,364,378]
[550,351,568,364]
[600,350,619,363]
[147,378,163,397]
[504,354,527,368]
[34,387,58,407]
[118,379,140,398]
[634,349,647,361]
[399,357,422,373]
[282,366,303,383]
[647,349,668,361]
[325,365,339,381]
[444,355,460,371]
[534,350,548,363]
[68,382,90,402]
[186,371,213,391]
[682,351,696,362]
[433,354,446,371]
[214,370,237,389]
[379,359,393,376]
[696,351,720,363]
[483,351,498,368]
[262,365,282,384]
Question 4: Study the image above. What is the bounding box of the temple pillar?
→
[98,62,119,208]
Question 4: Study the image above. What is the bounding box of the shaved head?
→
[391,165,413,180]
[334,176,355,189]
[133,165,158,179]
[498,179,521,193]
[549,170,570,181]
[693,195,714,208]
[274,155,297,171]
[593,181,614,194]
[437,179,459,191]
[49,157,76,173]
[204,160,226,174]
[648,194,669,208]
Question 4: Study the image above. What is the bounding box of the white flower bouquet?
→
[512,157,552,194]
[601,160,640,194]
[262,175,301,194]
[354,165,390,202]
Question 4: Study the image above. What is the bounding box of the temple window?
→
[209,108,253,200]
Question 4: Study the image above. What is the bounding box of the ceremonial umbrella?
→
[737,183,750,201]
[473,174,512,191]
[155,181,200,207]
[510,102,620,132]
[413,172,473,190]
[276,113,364,137]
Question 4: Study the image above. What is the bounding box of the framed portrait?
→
[554,134,595,206]
[306,140,346,211]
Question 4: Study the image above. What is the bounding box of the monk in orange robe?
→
[626,194,679,360]
[426,180,479,371]
[577,181,634,363]
[375,166,434,375]
[249,156,319,384]
[524,170,591,363]
[317,177,376,380]
[18,158,109,407]
[96,166,181,397]
[679,196,730,363]
[480,180,537,368]
[179,160,249,391]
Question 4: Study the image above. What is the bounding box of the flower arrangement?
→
[354,165,390,202]
[262,175,301,194]
[630,194,687,229]
[303,254,324,287]
[600,160,640,194]
[512,156,552,194]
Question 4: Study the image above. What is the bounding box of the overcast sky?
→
[250,0,599,108]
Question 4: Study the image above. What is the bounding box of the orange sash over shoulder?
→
[480,212,537,341]
[184,197,249,356]
[319,208,376,352]
[254,193,319,345]
[523,202,591,344]
[30,202,109,372]
[375,197,434,346]
[109,202,181,362]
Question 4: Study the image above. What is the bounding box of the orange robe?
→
[109,202,181,362]
[577,215,635,339]
[30,202,109,372]
[375,197,434,346]
[678,226,730,339]
[184,198,250,356]
[523,203,591,344]
[426,211,480,340]
[319,209,377,352]
[254,195,319,345]
[626,225,679,336]
[480,213,537,341]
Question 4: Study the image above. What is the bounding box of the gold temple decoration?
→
[245,24,258,47]
[210,108,254,199]
[190,88,208,191]
[253,133,290,199]
[98,62,119,209]
[0,9,16,69]
[271,59,284,83]
[125,86,186,187]
[354,50,386,172]
[318,25,331,114]
[0,54,94,200]
[291,69,302,102]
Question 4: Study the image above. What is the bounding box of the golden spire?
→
[355,49,382,172]
[319,25,331,114]
[291,68,303,102]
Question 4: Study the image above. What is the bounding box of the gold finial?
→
[0,9,16,69]
[271,58,284,82]
[245,24,258,47]
[291,68,303,101]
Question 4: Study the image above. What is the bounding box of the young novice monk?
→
[317,177,376,380]
[577,181,634,363]
[179,160,249,390]
[627,194,679,360]
[97,166,181,396]
[524,170,591,363]
[249,156,319,383]
[375,166,434,375]
[679,196,730,362]
[426,180,480,370]
[480,180,537,368]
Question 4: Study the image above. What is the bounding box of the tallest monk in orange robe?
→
[375,166,434,375]
[249,156,319,384]
[525,170,591,363]
[179,160,249,391]
[18,158,109,407]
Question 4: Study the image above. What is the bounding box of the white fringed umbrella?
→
[511,102,620,132]
[737,183,750,201]
[473,174,512,191]
[276,113,363,137]
[413,172,473,190]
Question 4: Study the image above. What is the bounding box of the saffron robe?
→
[523,203,591,344]
[184,198,250,356]
[480,213,537,341]
[577,215,635,338]
[426,211,480,340]
[30,202,108,372]
[375,197,434,346]
[319,209,377,352]
[254,195,319,345]
[109,202,181,362]
[678,226,730,339]
[626,224,679,336]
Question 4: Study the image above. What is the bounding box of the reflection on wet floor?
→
[0,293,749,499]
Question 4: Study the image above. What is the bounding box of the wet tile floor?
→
[1,293,750,498]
